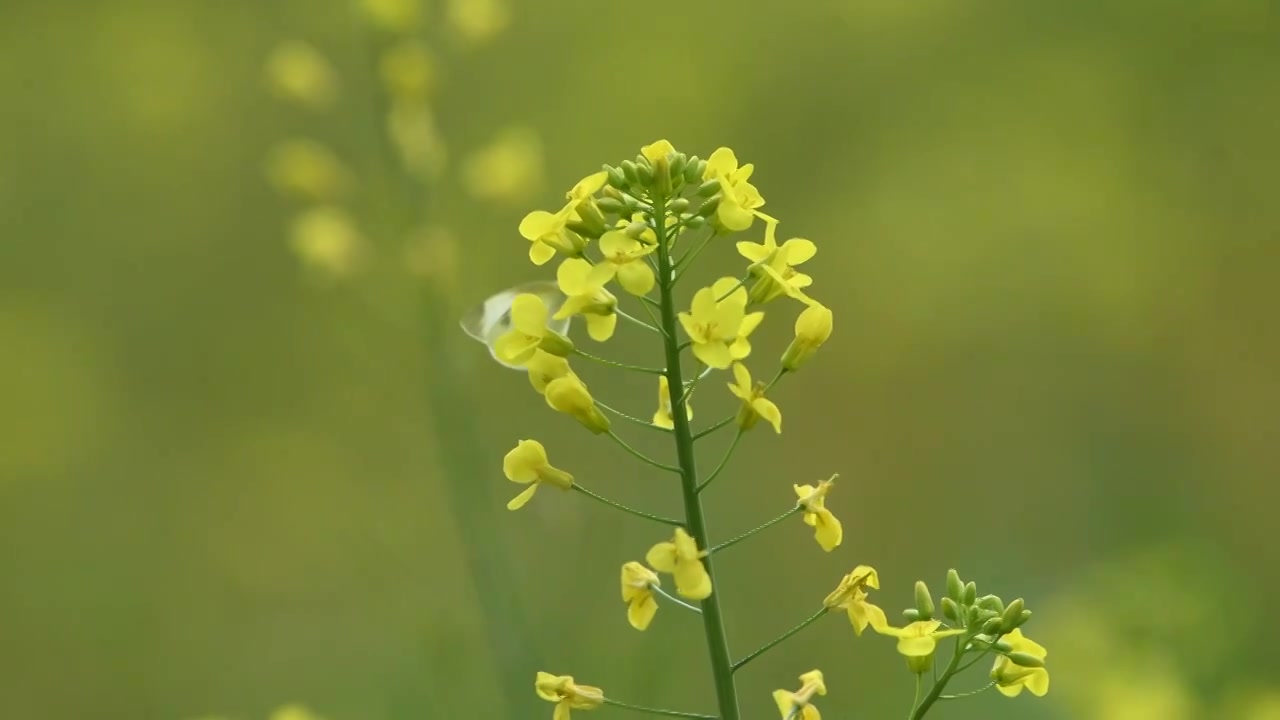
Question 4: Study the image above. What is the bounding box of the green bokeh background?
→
[2,1,1278,718]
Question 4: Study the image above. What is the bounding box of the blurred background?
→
[2,0,1278,718]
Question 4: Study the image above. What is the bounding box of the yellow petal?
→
[738,311,765,338]
[645,542,677,573]
[678,312,706,343]
[586,261,617,289]
[627,594,658,631]
[568,170,608,200]
[519,210,558,240]
[529,240,557,265]
[617,261,655,295]
[737,241,771,264]
[704,147,738,179]
[675,560,712,600]
[803,706,820,720]
[814,509,842,551]
[557,258,592,295]
[502,439,546,482]
[585,313,617,341]
[693,341,733,370]
[1025,669,1049,697]
[772,690,795,718]
[781,238,817,265]
[510,293,549,336]
[689,286,717,321]
[598,229,630,256]
[507,483,539,510]
[640,139,676,165]
[731,362,752,391]
[552,701,571,720]
[897,634,937,658]
[717,201,754,232]
[493,329,539,365]
[754,397,782,433]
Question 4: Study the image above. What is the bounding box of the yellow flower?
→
[824,566,888,636]
[738,219,816,304]
[378,41,436,100]
[646,528,712,600]
[678,282,747,369]
[545,374,610,434]
[269,705,324,720]
[446,0,510,44]
[463,126,544,207]
[881,620,965,673]
[360,0,421,31]
[265,139,350,201]
[781,303,833,371]
[640,139,676,165]
[493,293,574,366]
[709,277,764,360]
[794,475,842,552]
[772,670,827,720]
[991,629,1050,698]
[502,439,574,510]
[566,171,609,204]
[526,350,575,394]
[459,282,569,370]
[652,376,692,430]
[289,206,363,279]
[620,562,661,631]
[703,147,771,231]
[728,363,782,433]
[597,230,656,295]
[265,41,337,110]
[518,172,606,265]
[554,259,618,341]
[535,672,603,720]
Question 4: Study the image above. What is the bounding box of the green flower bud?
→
[994,640,1014,654]
[668,197,690,213]
[538,329,575,357]
[967,605,983,627]
[696,196,721,218]
[1000,598,1025,632]
[941,597,960,623]
[620,160,639,184]
[963,581,977,606]
[902,608,920,622]
[567,200,607,239]
[692,158,708,180]
[624,221,650,240]
[681,214,705,230]
[1016,609,1032,629]
[634,153,649,167]
[1006,651,1045,668]
[683,155,702,183]
[596,197,626,214]
[669,153,688,178]
[946,569,964,603]
[605,165,628,190]
[696,178,721,197]
[982,617,1005,635]
[977,595,1004,614]
[637,163,655,187]
[914,581,935,621]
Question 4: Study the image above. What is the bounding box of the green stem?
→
[636,296,668,338]
[909,632,970,720]
[940,681,996,700]
[651,583,704,614]
[709,507,800,554]
[654,189,741,720]
[607,430,680,473]
[674,229,716,280]
[765,368,788,392]
[696,429,744,493]
[731,608,828,672]
[574,348,665,375]
[618,308,662,334]
[597,400,670,432]
[572,485,681,526]
[602,698,717,719]
[693,415,735,441]
[909,675,923,720]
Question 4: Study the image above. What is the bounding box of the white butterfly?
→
[459,282,571,369]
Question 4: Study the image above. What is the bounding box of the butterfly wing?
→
[460,281,570,369]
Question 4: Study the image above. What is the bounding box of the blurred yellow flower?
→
[991,629,1050,698]
[502,439,574,510]
[728,363,782,433]
[781,303,833,371]
[269,705,325,720]
[640,139,676,165]
[596,230,656,295]
[703,147,770,231]
[795,475,842,551]
[447,0,510,44]
[679,282,747,369]
[387,102,447,179]
[535,672,603,720]
[361,0,421,31]
[646,528,711,600]
[265,139,350,201]
[265,41,337,110]
[494,293,571,366]
[772,670,827,720]
[881,620,964,672]
[824,566,887,636]
[620,561,660,630]
[463,127,545,207]
[289,206,363,279]
[652,376,692,430]
[379,41,436,100]
[544,374,610,434]
[738,219,816,303]
[553,259,618,341]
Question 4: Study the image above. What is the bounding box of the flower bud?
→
[1006,651,1045,668]
[567,201,607,239]
[696,196,721,218]
[620,160,639,185]
[624,221,650,240]
[669,153,687,177]
[691,158,708,181]
[668,197,690,213]
[963,581,977,606]
[967,605,983,627]
[538,329,575,358]
[1015,609,1032,629]
[902,608,920,622]
[941,597,960,623]
[637,162,655,188]
[606,165,628,189]
[634,153,649,167]
[946,569,964,603]
[914,581,935,621]
[545,375,610,434]
[993,639,1014,653]
[1000,598,1025,632]
[682,214,705,230]
[982,617,1005,635]
[683,155,702,183]
[977,595,1004,614]
[781,303,833,371]
[596,197,626,214]
[696,178,721,197]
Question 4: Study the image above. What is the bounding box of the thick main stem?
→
[654,191,741,720]
[909,636,967,720]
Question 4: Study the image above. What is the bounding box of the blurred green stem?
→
[731,608,828,672]
[607,430,681,473]
[696,429,744,493]
[708,507,801,554]
[574,347,666,374]
[572,484,681,526]
[602,698,717,719]
[655,187,741,720]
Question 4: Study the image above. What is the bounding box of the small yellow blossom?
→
[502,439,574,510]
[620,561,661,630]
[554,259,618,341]
[773,670,827,720]
[519,172,605,266]
[795,475,842,551]
[640,139,676,165]
[703,147,772,231]
[265,139,350,201]
[646,528,712,600]
[709,277,764,360]
[545,374,610,434]
[535,672,603,720]
[678,282,747,369]
[460,283,570,369]
[463,126,544,207]
[493,293,573,366]
[824,566,888,636]
[992,629,1050,697]
[652,376,692,430]
[526,350,576,394]
[597,231,657,295]
[447,0,510,44]
[289,206,363,278]
[728,363,782,433]
[739,219,816,304]
[265,41,337,110]
[378,41,436,100]
[567,171,609,204]
[781,303,833,371]
[881,620,965,673]
[361,0,421,31]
